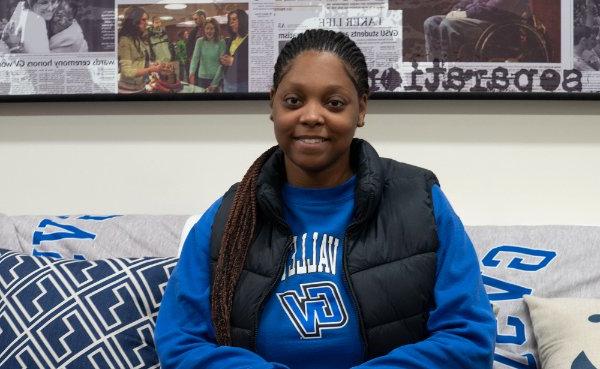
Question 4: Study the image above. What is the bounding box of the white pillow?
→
[524,295,600,369]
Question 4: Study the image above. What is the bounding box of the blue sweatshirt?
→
[155,181,496,369]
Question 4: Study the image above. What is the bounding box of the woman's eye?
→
[327,99,345,109]
[284,97,301,106]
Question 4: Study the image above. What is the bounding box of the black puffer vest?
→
[210,139,439,359]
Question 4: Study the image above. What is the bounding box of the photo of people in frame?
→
[574,0,600,71]
[0,0,115,54]
[116,2,249,95]
[389,0,560,63]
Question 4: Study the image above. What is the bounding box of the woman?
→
[574,26,599,71]
[48,0,88,53]
[1,0,58,53]
[118,6,163,91]
[220,8,248,93]
[155,29,496,369]
[189,17,225,92]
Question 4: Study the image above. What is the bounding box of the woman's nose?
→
[298,102,325,126]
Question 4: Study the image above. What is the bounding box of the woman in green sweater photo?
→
[189,17,225,92]
[118,6,165,92]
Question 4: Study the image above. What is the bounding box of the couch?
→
[1,213,598,369]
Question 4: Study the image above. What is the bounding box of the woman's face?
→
[270,51,367,186]
[51,1,73,34]
[204,22,215,40]
[138,13,148,34]
[32,0,58,21]
[229,13,239,35]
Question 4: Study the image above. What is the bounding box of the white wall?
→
[1,99,599,225]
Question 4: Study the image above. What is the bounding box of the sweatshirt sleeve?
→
[352,185,496,369]
[188,38,202,78]
[154,197,290,369]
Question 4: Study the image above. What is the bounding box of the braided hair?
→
[211,146,278,345]
[274,29,370,96]
[211,29,369,346]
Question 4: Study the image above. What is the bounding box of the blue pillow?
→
[0,248,178,368]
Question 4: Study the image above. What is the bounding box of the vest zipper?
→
[343,229,369,360]
[344,186,376,360]
[251,234,294,350]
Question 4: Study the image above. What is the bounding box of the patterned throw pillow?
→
[524,296,600,369]
[0,249,178,369]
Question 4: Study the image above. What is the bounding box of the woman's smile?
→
[292,136,330,153]
[294,136,328,144]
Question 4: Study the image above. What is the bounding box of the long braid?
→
[211,145,279,345]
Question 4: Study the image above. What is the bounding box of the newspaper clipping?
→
[272,0,401,93]
[0,0,116,95]
[1,0,599,97]
[574,0,600,91]
[116,1,249,94]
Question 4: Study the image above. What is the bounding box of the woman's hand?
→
[0,40,10,54]
[220,54,234,66]
[207,85,219,93]
[1,21,12,41]
[148,63,163,74]
[189,75,196,85]
[1,21,21,49]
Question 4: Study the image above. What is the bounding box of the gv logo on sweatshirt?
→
[277,281,348,339]
[281,232,340,281]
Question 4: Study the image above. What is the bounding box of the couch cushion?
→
[0,248,178,368]
[0,213,22,252]
[524,296,600,369]
[4,215,189,259]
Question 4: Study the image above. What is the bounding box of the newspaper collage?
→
[0,0,598,97]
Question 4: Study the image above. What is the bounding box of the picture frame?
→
[1,0,599,102]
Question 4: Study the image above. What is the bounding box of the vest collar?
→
[255,139,384,232]
[349,139,384,231]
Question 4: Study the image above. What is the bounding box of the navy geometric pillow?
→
[0,249,178,369]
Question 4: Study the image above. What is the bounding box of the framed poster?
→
[0,0,599,101]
